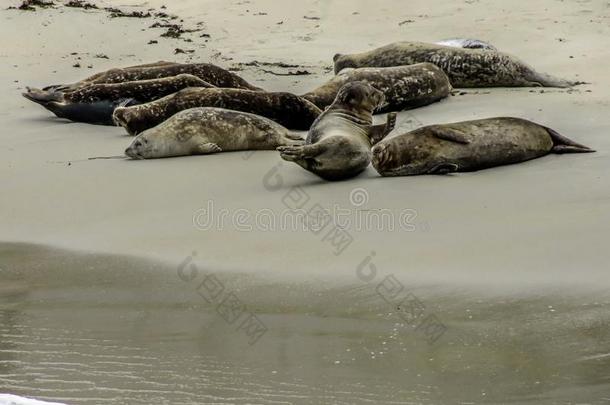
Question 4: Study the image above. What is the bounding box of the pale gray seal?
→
[22,74,214,125]
[333,42,582,88]
[113,87,322,135]
[278,82,396,181]
[124,107,303,159]
[371,117,595,176]
[435,38,497,51]
[302,63,451,112]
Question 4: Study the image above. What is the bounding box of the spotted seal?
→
[113,87,322,134]
[40,61,260,92]
[371,117,594,176]
[41,61,181,92]
[302,63,451,112]
[278,82,396,181]
[124,107,304,159]
[22,74,214,125]
[333,42,582,88]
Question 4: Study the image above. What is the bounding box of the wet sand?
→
[1,242,610,404]
[1,0,610,403]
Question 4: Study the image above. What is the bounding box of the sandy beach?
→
[1,0,609,404]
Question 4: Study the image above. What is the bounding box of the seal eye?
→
[135,141,142,147]
[143,139,148,144]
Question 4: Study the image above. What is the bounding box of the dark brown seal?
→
[22,74,214,125]
[371,117,594,176]
[278,82,396,181]
[334,42,582,88]
[113,87,322,134]
[302,63,451,112]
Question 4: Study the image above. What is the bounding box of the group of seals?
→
[22,62,261,125]
[371,117,594,176]
[22,38,594,181]
[23,74,214,125]
[333,41,581,88]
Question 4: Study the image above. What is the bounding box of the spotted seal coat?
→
[278,82,396,181]
[22,74,214,125]
[371,117,594,176]
[333,42,582,88]
[113,87,322,135]
[302,63,451,112]
[40,61,260,92]
[124,107,304,159]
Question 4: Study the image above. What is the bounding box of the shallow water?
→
[1,243,609,404]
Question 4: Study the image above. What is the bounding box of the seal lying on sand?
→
[371,117,594,176]
[41,62,260,92]
[435,38,497,51]
[42,61,181,92]
[22,74,214,125]
[302,63,451,111]
[278,82,396,181]
[124,107,303,159]
[113,87,322,134]
[333,42,582,88]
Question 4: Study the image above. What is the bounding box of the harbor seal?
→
[333,42,582,88]
[278,82,396,181]
[40,62,260,92]
[371,117,595,176]
[302,63,451,112]
[113,87,322,134]
[42,61,181,92]
[435,38,497,51]
[124,107,304,159]
[22,74,214,125]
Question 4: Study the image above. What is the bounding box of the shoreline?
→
[1,0,608,288]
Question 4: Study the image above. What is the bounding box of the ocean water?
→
[1,243,609,404]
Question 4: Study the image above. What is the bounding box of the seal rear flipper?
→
[528,71,584,88]
[277,144,322,159]
[429,126,471,144]
[545,126,595,153]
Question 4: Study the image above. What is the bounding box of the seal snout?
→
[124,146,135,158]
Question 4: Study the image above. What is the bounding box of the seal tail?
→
[528,71,587,88]
[545,127,595,154]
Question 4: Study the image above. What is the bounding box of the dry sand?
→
[1,0,609,288]
[1,1,610,404]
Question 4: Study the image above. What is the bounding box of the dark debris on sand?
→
[65,0,98,9]
[107,9,152,18]
[8,0,55,11]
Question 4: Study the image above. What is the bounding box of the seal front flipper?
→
[368,112,397,145]
[196,143,222,154]
[428,163,459,175]
[429,126,471,144]
[544,126,595,154]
